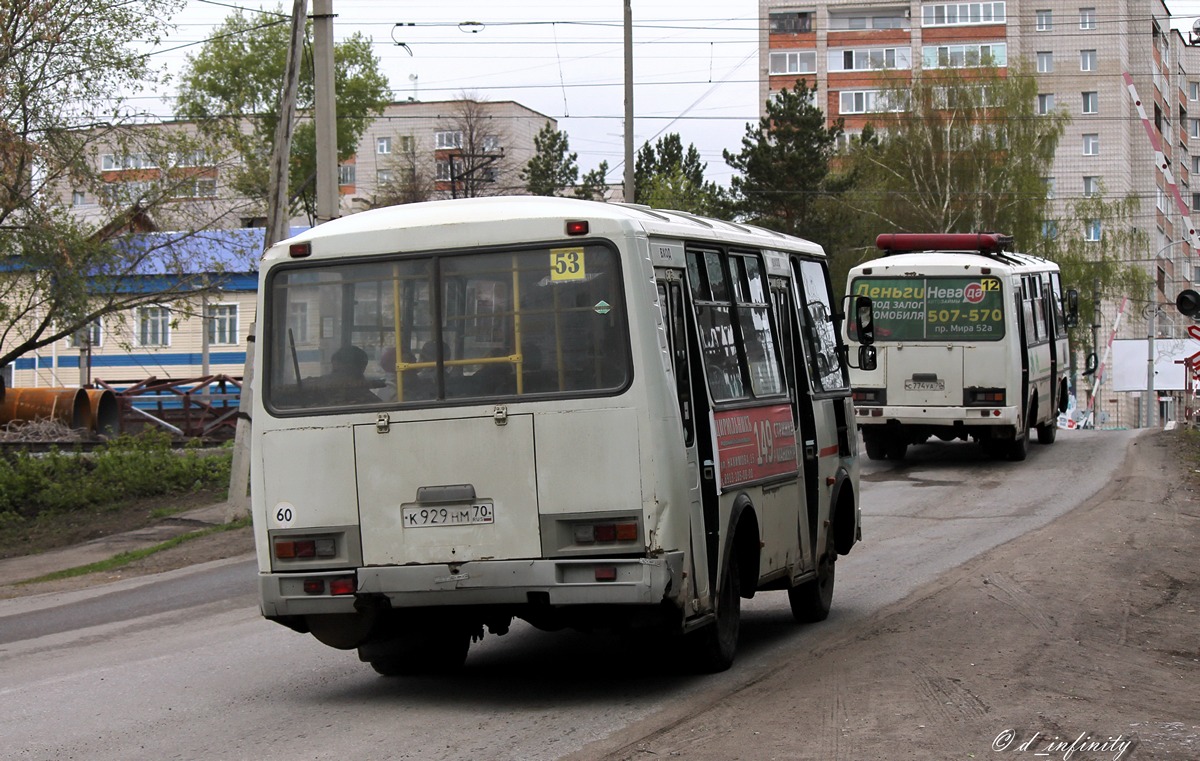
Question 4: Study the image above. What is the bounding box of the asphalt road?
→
[0,428,1137,761]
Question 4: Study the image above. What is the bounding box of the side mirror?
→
[1065,289,1080,327]
[854,295,875,345]
[1082,351,1099,376]
[858,345,878,372]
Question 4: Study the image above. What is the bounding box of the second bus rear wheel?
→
[360,628,472,676]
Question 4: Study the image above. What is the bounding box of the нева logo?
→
[964,282,985,304]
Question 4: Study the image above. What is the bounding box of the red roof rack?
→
[875,233,1014,255]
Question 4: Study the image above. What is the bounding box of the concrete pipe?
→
[0,387,90,430]
[85,389,120,436]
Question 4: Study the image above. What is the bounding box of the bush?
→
[0,432,231,518]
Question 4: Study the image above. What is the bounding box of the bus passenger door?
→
[658,275,711,604]
[772,281,817,573]
[791,258,855,563]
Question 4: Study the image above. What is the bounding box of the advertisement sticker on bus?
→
[714,404,799,489]
[852,276,1005,341]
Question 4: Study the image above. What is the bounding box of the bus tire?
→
[863,432,887,460]
[1006,432,1028,461]
[686,551,741,673]
[1036,420,1057,444]
[788,548,835,623]
[361,629,471,676]
[885,438,907,460]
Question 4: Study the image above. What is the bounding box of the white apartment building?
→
[760,0,1200,427]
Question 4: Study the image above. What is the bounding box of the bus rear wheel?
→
[360,629,471,676]
[686,552,741,673]
[863,432,887,460]
[1036,421,1057,444]
[788,549,835,623]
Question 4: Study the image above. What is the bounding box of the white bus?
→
[251,196,874,675]
[846,233,1076,461]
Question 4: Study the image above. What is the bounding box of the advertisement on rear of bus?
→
[714,404,799,489]
[851,276,1005,341]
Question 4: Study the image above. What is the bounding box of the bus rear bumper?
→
[856,405,1019,428]
[259,552,685,616]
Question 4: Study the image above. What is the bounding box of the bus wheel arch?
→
[725,495,761,601]
[829,469,859,556]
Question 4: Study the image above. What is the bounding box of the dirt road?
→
[567,430,1200,761]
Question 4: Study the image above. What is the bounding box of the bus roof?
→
[266,196,826,262]
[850,248,1060,276]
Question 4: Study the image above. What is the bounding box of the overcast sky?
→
[137,1,1200,188]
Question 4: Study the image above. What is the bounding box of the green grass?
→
[16,515,252,585]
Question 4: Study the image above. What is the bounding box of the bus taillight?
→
[274,537,337,560]
[965,388,1006,406]
[574,521,639,544]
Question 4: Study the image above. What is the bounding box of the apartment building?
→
[11,99,554,397]
[760,0,1199,426]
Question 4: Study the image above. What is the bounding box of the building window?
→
[1036,9,1052,30]
[921,2,1006,27]
[838,90,903,115]
[171,177,217,199]
[1037,94,1056,114]
[769,50,817,75]
[830,47,910,72]
[1191,82,1200,101]
[378,169,394,184]
[1042,220,1058,240]
[769,11,814,33]
[1037,52,1053,73]
[1191,119,1200,139]
[287,302,309,344]
[1084,219,1101,241]
[1079,7,1096,30]
[338,164,356,186]
[1193,156,1200,175]
[377,136,392,154]
[1083,176,1099,197]
[1083,133,1100,155]
[207,304,238,346]
[71,190,87,207]
[435,159,455,181]
[1080,49,1097,72]
[138,306,170,347]
[829,11,909,30]
[921,43,1006,69]
[1044,176,1056,199]
[482,135,502,153]
[100,153,157,171]
[1157,186,1169,214]
[435,130,463,149]
[1082,91,1098,114]
[67,318,103,349]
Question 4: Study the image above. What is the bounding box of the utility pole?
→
[1146,307,1158,428]
[623,0,634,203]
[313,0,340,224]
[228,0,307,522]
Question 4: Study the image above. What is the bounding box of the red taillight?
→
[595,566,618,581]
[329,577,356,596]
[303,579,324,595]
[615,522,638,541]
[274,536,336,560]
[289,242,311,258]
[566,220,589,236]
[593,524,616,542]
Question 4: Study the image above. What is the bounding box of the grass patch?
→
[17,515,252,585]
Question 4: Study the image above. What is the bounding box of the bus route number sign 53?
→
[401,502,495,528]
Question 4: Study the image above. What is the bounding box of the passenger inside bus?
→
[313,344,380,405]
[375,346,399,402]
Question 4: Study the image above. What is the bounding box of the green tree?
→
[635,133,726,214]
[844,64,1065,250]
[0,0,253,368]
[174,6,391,219]
[574,161,611,202]
[724,82,845,238]
[521,123,577,196]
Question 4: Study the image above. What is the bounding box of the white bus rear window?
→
[851,276,1005,341]
[265,244,629,410]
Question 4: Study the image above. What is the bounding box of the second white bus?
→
[250,196,873,675]
[846,233,1077,461]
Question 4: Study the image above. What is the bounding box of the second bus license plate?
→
[401,502,494,528]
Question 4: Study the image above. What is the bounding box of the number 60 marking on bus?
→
[273,502,296,528]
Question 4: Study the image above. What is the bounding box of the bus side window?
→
[793,259,849,392]
[659,279,694,446]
